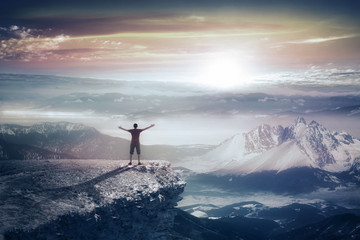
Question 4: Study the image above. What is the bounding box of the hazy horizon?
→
[1,73,359,145]
[1,0,360,145]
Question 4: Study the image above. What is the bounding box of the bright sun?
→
[197,57,251,88]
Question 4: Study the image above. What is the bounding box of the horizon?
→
[1,1,360,145]
[0,73,359,145]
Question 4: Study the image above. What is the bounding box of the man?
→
[118,123,155,165]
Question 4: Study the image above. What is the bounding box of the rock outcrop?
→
[1,160,185,240]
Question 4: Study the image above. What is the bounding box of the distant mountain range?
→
[181,117,360,175]
[0,138,72,160]
[2,118,359,175]
[174,202,360,240]
[0,122,129,160]
[0,122,208,161]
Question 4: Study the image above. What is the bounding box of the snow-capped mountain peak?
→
[245,124,284,153]
[295,116,307,126]
[282,117,307,141]
[276,118,342,167]
[186,117,360,174]
[293,117,307,136]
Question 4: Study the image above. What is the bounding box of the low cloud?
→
[258,97,278,102]
[287,34,358,44]
[1,73,360,144]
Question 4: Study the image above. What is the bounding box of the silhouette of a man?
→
[118,123,155,165]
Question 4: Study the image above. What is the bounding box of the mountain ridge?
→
[0,122,211,161]
[181,117,360,174]
[0,121,130,160]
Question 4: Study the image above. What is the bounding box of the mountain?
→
[0,122,130,160]
[182,117,360,174]
[272,213,360,240]
[175,201,360,240]
[173,208,279,240]
[0,139,72,160]
[0,122,208,161]
[1,160,185,239]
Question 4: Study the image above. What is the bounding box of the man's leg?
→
[129,142,135,165]
[136,142,141,165]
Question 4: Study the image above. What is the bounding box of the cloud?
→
[1,109,96,120]
[2,73,360,145]
[256,65,360,92]
[258,97,278,102]
[0,25,34,40]
[187,15,206,23]
[0,26,70,61]
[287,34,358,44]
[294,99,305,106]
[1,13,287,40]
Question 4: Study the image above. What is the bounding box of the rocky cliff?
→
[0,160,185,240]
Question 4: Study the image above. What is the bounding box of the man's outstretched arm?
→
[118,126,130,132]
[142,124,155,131]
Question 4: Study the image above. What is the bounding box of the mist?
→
[1,73,359,145]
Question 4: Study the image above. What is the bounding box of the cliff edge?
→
[0,160,185,240]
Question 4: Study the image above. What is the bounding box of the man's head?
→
[133,123,138,129]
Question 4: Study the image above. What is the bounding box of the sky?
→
[1,74,359,145]
[1,0,360,84]
[1,0,360,145]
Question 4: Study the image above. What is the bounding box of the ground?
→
[0,159,185,239]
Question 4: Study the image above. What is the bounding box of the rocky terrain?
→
[0,160,185,240]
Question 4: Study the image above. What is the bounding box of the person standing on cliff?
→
[118,123,155,165]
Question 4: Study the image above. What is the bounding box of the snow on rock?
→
[182,133,248,172]
[0,122,91,137]
[0,160,185,240]
[191,210,208,218]
[245,124,284,153]
[179,124,285,173]
[183,117,360,174]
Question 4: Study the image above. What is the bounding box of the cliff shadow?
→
[35,165,131,204]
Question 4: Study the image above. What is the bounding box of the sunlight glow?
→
[196,56,252,88]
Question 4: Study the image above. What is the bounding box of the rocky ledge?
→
[0,160,185,240]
